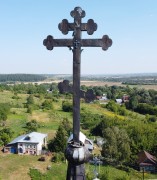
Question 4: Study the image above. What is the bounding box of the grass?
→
[1,90,157,179]
[0,91,14,104]
[81,81,157,91]
[7,113,28,138]
[81,103,125,120]
[0,153,52,180]
[1,153,156,180]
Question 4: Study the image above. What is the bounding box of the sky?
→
[0,0,157,75]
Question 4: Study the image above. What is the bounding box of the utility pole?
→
[43,7,112,179]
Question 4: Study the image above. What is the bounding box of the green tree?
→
[26,95,34,105]
[48,124,67,152]
[102,127,131,164]
[106,100,118,113]
[91,116,115,136]
[24,120,39,133]
[127,95,138,110]
[42,100,54,110]
[62,118,72,135]
[0,128,13,146]
[95,89,103,96]
[0,103,11,122]
[62,101,73,112]
[27,105,33,114]
[36,84,47,94]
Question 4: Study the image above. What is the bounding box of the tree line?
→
[0,74,46,82]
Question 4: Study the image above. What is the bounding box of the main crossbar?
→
[43,35,112,50]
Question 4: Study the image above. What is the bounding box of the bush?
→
[42,100,54,110]
[148,116,157,122]
[135,103,157,115]
[24,120,40,133]
[52,152,65,162]
[0,103,11,121]
[62,101,73,112]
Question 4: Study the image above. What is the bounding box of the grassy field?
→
[80,80,157,91]
[1,90,157,179]
[0,152,52,180]
[0,152,157,180]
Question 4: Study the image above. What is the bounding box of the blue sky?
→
[0,0,157,75]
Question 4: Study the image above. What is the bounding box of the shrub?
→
[52,152,65,162]
[148,116,157,122]
[42,100,54,110]
[62,101,73,112]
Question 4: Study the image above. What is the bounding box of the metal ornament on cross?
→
[43,7,112,180]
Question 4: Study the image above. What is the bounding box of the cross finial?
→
[86,19,97,35]
[70,7,85,19]
[43,35,54,50]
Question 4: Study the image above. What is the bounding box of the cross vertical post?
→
[72,8,82,144]
[43,7,112,179]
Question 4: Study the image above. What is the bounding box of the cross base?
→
[66,163,86,180]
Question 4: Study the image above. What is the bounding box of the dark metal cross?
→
[43,7,112,180]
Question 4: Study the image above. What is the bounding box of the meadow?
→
[0,88,157,179]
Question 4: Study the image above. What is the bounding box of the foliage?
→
[80,110,104,130]
[0,128,14,146]
[0,74,46,82]
[11,83,48,94]
[135,103,157,115]
[102,127,131,165]
[126,95,138,110]
[62,101,73,112]
[90,116,116,136]
[0,103,11,122]
[99,167,111,180]
[106,100,119,113]
[127,123,157,157]
[42,100,54,110]
[48,118,72,153]
[24,120,40,133]
[61,118,72,135]
[25,95,40,113]
[12,92,20,100]
[26,95,34,105]
[148,115,157,122]
[27,105,33,114]
[52,152,65,162]
[48,122,68,153]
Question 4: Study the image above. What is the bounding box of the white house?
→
[115,99,122,104]
[4,132,47,155]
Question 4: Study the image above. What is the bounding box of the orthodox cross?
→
[43,7,112,179]
[43,7,112,146]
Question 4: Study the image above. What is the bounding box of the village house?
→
[96,94,107,101]
[4,132,47,155]
[122,95,129,103]
[115,98,122,104]
[137,150,157,173]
